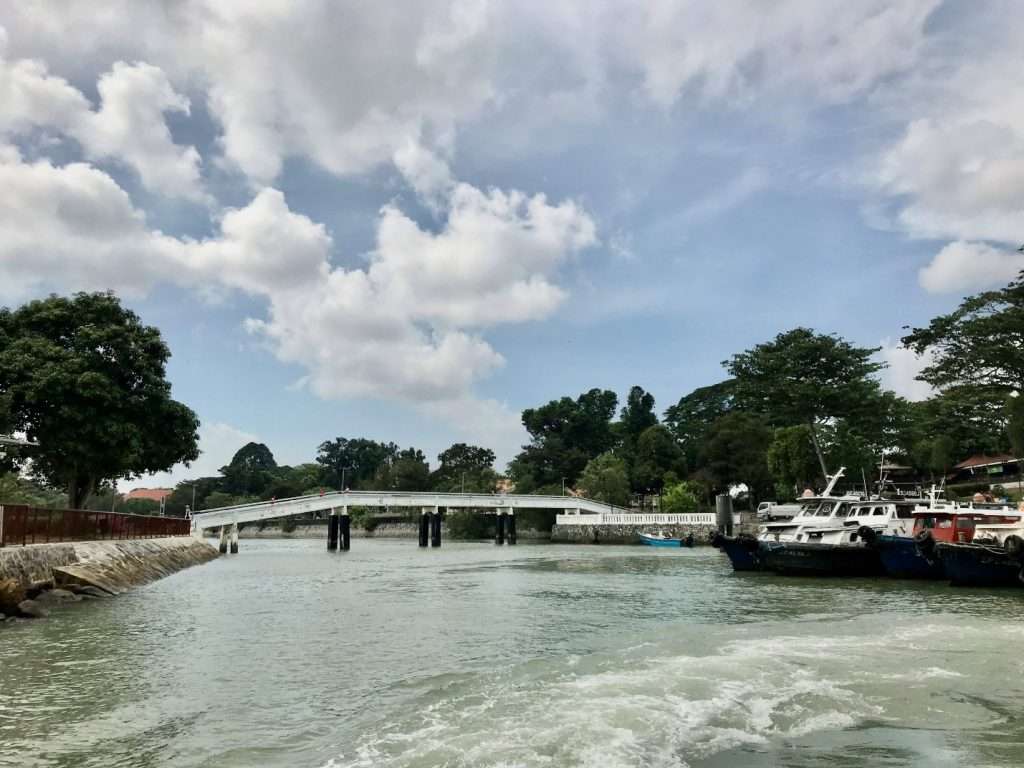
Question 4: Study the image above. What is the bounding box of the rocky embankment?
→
[0,537,218,623]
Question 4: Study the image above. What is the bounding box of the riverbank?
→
[0,537,218,620]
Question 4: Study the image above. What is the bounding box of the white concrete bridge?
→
[190,490,632,533]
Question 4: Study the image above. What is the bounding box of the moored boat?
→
[933,512,1024,587]
[760,499,918,577]
[639,531,694,547]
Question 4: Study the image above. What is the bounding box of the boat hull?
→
[710,533,762,571]
[875,535,944,580]
[760,541,885,577]
[639,534,691,547]
[935,542,1024,587]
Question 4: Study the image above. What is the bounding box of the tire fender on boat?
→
[1004,534,1023,558]
[856,526,877,545]
[914,529,936,561]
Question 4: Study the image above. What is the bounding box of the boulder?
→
[78,586,111,598]
[37,588,81,603]
[0,578,26,615]
[17,600,50,619]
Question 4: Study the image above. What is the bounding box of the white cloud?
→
[119,421,259,491]
[0,46,205,201]
[0,146,185,300]
[619,0,939,109]
[878,338,934,402]
[918,241,1024,294]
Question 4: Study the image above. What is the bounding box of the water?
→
[2,539,1023,768]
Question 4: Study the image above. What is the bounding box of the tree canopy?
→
[0,292,199,507]
[576,452,630,506]
[510,388,618,492]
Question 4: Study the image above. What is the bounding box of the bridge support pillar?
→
[495,511,506,545]
[430,507,442,548]
[340,507,351,551]
[218,526,228,554]
[507,508,517,545]
[327,510,339,551]
[229,523,239,554]
[418,509,430,547]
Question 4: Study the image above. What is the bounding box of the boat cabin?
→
[913,508,1021,544]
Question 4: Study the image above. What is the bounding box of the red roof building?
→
[125,488,173,502]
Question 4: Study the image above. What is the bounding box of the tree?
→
[510,388,618,491]
[379,448,431,491]
[220,442,277,496]
[907,388,1007,460]
[663,380,736,468]
[902,272,1024,398]
[316,437,398,489]
[726,328,884,481]
[576,452,630,506]
[616,385,657,452]
[432,443,497,492]
[0,292,199,508]
[660,481,701,514]
[700,412,774,501]
[767,425,820,498]
[1006,395,1024,492]
[630,425,685,493]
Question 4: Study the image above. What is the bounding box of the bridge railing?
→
[0,504,189,547]
[555,512,733,526]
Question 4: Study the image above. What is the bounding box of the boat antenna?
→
[861,467,870,498]
[821,467,846,497]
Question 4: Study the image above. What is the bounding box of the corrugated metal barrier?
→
[0,504,189,547]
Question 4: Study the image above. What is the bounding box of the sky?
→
[0,1,1022,488]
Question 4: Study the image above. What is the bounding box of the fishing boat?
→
[759,498,919,577]
[639,531,694,548]
[712,468,860,571]
[867,489,1019,580]
[933,510,1024,587]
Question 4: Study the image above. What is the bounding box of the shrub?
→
[661,481,702,514]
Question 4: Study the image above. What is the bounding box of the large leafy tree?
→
[0,292,199,508]
[432,443,497,492]
[630,425,686,493]
[375,447,431,491]
[767,425,821,497]
[663,380,736,468]
[726,328,884,480]
[509,388,618,492]
[576,452,630,506]
[220,442,277,496]
[316,437,398,489]
[902,272,1024,397]
[700,412,774,501]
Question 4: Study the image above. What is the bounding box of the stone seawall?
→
[0,537,219,595]
[551,523,718,545]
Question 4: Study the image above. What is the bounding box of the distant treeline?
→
[3,273,1022,514]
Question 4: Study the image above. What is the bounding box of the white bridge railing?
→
[555,512,734,526]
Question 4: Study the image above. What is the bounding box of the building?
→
[950,454,1021,490]
[125,488,173,503]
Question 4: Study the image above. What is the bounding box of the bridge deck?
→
[190,491,630,531]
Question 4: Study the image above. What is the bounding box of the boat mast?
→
[820,467,846,497]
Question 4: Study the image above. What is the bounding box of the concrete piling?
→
[507,510,517,545]
[715,494,734,537]
[495,512,506,545]
[430,509,442,548]
[327,513,339,551]
[229,523,239,554]
[340,509,351,551]
[418,510,430,548]
[218,526,228,554]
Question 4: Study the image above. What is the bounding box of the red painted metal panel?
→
[0,504,188,547]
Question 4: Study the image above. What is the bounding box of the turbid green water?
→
[2,539,1023,767]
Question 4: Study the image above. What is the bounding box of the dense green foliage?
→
[576,452,631,506]
[0,293,199,507]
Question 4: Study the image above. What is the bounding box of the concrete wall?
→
[0,537,218,595]
[551,523,718,544]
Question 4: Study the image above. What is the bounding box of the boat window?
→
[920,516,935,529]
[872,507,885,516]
[846,507,860,518]
[834,503,847,517]
[955,518,976,530]
[798,503,818,516]
[897,506,914,519]
[816,502,834,517]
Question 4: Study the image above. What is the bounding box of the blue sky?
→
[0,2,1021,485]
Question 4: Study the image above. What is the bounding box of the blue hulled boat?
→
[874,534,944,579]
[639,532,693,547]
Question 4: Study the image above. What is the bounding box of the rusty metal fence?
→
[0,504,189,547]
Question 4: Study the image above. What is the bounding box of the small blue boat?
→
[639,532,693,547]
